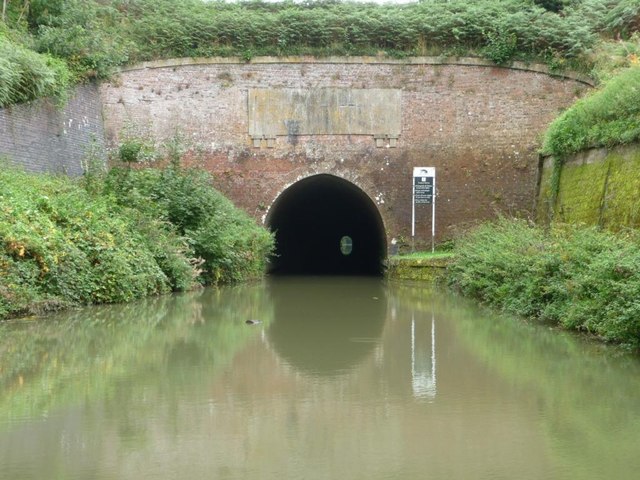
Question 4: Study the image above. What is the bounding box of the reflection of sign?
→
[414,176,434,205]
[411,315,436,399]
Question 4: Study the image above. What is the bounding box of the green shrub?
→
[448,218,640,347]
[33,0,130,79]
[604,0,640,38]
[0,35,71,107]
[2,0,634,106]
[118,138,155,163]
[103,165,274,285]
[542,66,640,158]
[0,166,198,318]
[94,0,600,65]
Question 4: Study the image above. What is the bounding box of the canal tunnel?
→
[266,174,386,275]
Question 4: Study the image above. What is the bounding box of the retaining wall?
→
[0,83,105,176]
[537,143,640,229]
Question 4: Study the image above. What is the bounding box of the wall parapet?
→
[386,255,453,283]
[102,56,590,248]
[122,56,594,86]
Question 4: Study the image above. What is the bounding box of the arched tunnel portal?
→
[266,174,387,276]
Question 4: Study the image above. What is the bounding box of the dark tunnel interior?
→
[266,174,387,276]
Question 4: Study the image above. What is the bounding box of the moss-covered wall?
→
[386,256,451,283]
[537,143,640,229]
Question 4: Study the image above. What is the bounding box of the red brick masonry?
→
[100,57,590,249]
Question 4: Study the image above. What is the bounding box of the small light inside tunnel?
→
[266,174,386,275]
[340,236,353,256]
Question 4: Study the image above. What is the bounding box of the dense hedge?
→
[447,218,640,347]
[119,0,599,63]
[0,164,273,320]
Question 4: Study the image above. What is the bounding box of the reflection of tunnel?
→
[266,174,387,275]
[267,277,386,376]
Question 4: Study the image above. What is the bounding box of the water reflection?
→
[0,283,273,424]
[411,314,436,399]
[0,279,639,480]
[266,277,386,376]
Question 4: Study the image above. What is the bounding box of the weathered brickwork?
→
[0,83,105,176]
[101,57,589,248]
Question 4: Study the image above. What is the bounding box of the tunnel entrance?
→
[266,174,387,276]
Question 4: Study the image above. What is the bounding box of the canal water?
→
[1,277,639,479]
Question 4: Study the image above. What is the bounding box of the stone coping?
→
[385,255,452,282]
[540,142,640,169]
[120,56,594,86]
[386,255,453,269]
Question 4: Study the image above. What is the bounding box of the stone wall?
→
[100,57,590,248]
[537,143,640,229]
[0,83,105,176]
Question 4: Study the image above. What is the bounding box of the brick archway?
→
[266,174,386,275]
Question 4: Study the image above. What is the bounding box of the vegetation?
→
[0,162,273,320]
[447,218,640,347]
[103,164,274,285]
[542,66,640,159]
[118,0,599,63]
[0,0,639,107]
[0,32,71,106]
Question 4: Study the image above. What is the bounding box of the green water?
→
[1,277,639,479]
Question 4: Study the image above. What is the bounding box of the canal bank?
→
[385,253,453,283]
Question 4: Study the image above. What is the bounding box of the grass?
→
[542,65,640,159]
[392,251,455,260]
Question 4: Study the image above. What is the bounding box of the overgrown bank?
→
[541,67,640,211]
[0,163,273,320]
[447,219,640,348]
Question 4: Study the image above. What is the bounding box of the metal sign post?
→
[412,167,436,253]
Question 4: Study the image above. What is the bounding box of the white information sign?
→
[412,167,436,252]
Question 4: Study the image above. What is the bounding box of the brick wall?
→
[0,83,105,176]
[101,57,589,248]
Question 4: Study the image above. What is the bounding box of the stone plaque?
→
[248,88,401,138]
